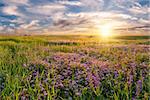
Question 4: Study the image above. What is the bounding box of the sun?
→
[100,24,113,38]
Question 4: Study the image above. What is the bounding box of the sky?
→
[0,0,149,35]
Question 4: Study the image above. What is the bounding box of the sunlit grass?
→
[0,35,149,99]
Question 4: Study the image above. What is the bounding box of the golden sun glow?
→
[100,24,114,38]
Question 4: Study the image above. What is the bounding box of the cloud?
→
[26,4,66,16]
[57,1,83,6]
[138,18,150,24]
[50,9,150,34]
[0,25,15,33]
[2,0,29,5]
[128,6,149,14]
[80,0,104,11]
[0,26,5,31]
[2,6,22,16]
[115,25,150,31]
[53,18,89,29]
[0,0,149,34]
[20,20,39,29]
[50,11,133,33]
[66,12,138,24]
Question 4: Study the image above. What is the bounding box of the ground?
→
[0,35,149,100]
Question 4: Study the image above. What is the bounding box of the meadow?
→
[0,35,149,100]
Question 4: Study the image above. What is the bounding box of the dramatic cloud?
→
[0,0,149,34]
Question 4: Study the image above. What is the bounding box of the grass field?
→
[0,35,149,100]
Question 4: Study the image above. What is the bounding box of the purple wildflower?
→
[43,91,48,96]
[128,75,133,85]
[136,80,142,96]
[23,64,27,67]
[114,71,118,78]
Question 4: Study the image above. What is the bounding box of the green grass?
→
[114,36,150,40]
[0,35,149,100]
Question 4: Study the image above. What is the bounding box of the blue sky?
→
[0,0,149,35]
